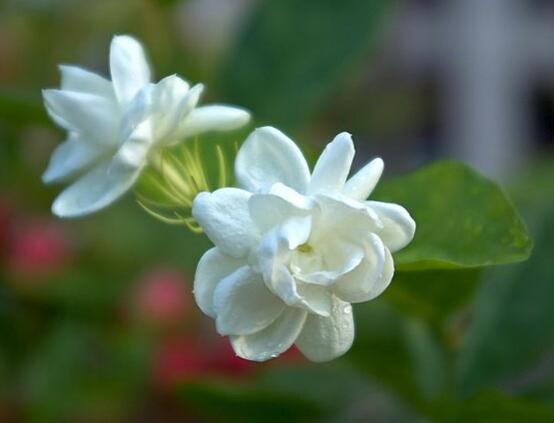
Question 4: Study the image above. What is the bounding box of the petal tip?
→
[42,169,56,185]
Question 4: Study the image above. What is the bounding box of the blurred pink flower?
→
[0,201,10,258]
[206,338,253,377]
[152,336,255,388]
[6,218,70,280]
[152,337,207,388]
[132,268,190,326]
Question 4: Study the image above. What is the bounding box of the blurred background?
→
[1,0,554,421]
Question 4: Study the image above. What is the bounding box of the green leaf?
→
[384,269,480,324]
[221,0,394,131]
[348,301,426,404]
[372,161,532,270]
[432,391,554,423]
[20,322,150,423]
[0,88,47,126]
[456,180,554,396]
[257,364,425,422]
[404,319,448,400]
[175,381,323,422]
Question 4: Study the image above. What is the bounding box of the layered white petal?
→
[42,134,107,184]
[308,132,354,195]
[291,240,364,286]
[180,105,251,139]
[150,75,192,141]
[193,247,246,318]
[214,266,285,336]
[255,216,312,277]
[366,201,416,252]
[235,126,310,194]
[249,187,313,233]
[295,296,355,362]
[310,193,382,244]
[42,89,119,144]
[342,157,384,201]
[266,265,332,317]
[295,283,333,316]
[110,35,151,107]
[231,307,307,361]
[114,119,154,169]
[192,188,259,258]
[333,234,394,303]
[51,159,142,218]
[156,82,204,144]
[59,65,114,98]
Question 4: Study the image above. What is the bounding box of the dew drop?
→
[343,305,352,314]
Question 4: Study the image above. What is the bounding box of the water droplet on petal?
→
[343,305,352,314]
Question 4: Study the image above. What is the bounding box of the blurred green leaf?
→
[222,0,394,130]
[384,269,480,324]
[404,319,447,400]
[20,322,149,423]
[432,391,554,423]
[257,364,425,422]
[456,169,554,396]
[373,161,532,270]
[175,380,323,422]
[0,88,47,126]
[348,301,424,403]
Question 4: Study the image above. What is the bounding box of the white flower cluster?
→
[43,36,415,362]
[43,35,249,218]
[192,127,415,361]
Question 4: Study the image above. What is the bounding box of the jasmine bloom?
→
[192,127,416,362]
[43,35,250,218]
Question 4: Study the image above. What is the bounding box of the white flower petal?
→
[51,159,141,218]
[214,267,285,336]
[193,247,246,318]
[333,234,394,303]
[311,193,382,244]
[292,239,365,286]
[235,126,310,194]
[156,82,204,145]
[265,265,331,317]
[366,201,416,252]
[58,65,114,98]
[254,217,311,286]
[231,307,307,361]
[110,35,151,107]
[249,189,313,236]
[179,104,251,139]
[42,133,107,184]
[295,296,355,362]
[308,132,355,195]
[114,119,153,169]
[296,282,333,316]
[149,75,191,141]
[342,157,384,201]
[42,89,119,144]
[192,188,259,258]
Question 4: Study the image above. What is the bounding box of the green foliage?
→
[222,0,394,130]
[373,161,532,270]
[457,167,554,396]
[19,322,150,423]
[176,381,323,422]
[385,269,480,325]
[0,89,47,126]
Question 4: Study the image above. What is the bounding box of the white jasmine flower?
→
[192,127,416,362]
[42,35,250,218]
